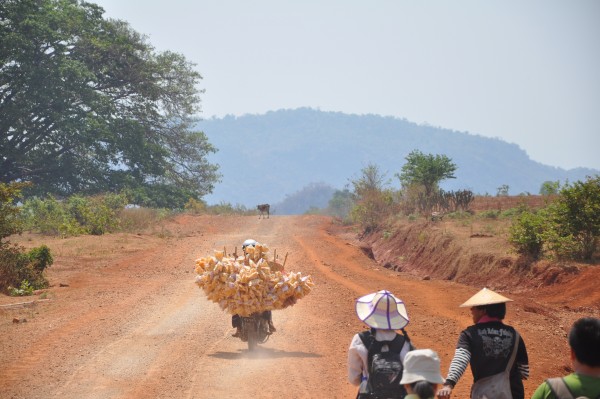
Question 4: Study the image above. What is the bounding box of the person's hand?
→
[437,384,453,399]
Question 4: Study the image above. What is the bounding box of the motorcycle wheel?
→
[247,325,257,351]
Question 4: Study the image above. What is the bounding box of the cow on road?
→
[257,204,270,219]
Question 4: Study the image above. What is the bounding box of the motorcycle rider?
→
[232,239,277,337]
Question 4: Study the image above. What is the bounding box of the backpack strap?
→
[400,328,415,350]
[358,329,374,350]
[546,377,575,399]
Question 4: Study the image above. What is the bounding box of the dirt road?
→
[1,215,598,398]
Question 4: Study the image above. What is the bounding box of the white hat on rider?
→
[242,239,258,251]
[355,290,409,330]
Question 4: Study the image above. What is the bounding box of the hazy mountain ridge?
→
[198,108,597,213]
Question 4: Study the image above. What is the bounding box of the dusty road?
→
[1,215,598,398]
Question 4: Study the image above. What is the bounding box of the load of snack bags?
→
[194,243,314,316]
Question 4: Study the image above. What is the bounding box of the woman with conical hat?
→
[437,288,530,399]
[347,290,415,398]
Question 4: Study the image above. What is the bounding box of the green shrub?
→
[8,280,35,296]
[540,180,560,196]
[1,181,31,242]
[184,198,207,214]
[21,193,128,236]
[82,194,127,235]
[499,207,526,219]
[478,209,500,219]
[102,192,129,211]
[21,196,81,236]
[553,176,600,261]
[27,245,53,272]
[508,209,546,259]
[0,243,51,293]
[65,195,90,226]
[0,182,52,292]
[446,210,473,220]
[0,242,26,291]
[542,229,581,260]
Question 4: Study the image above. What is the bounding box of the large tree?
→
[0,0,219,207]
[396,150,457,197]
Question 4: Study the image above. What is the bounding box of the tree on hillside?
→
[351,164,389,198]
[496,184,510,196]
[350,164,394,232]
[396,150,457,197]
[539,180,560,196]
[0,0,219,207]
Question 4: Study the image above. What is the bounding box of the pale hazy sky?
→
[94,0,600,171]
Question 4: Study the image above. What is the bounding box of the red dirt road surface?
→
[1,215,599,398]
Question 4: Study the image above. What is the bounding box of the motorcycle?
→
[239,312,271,351]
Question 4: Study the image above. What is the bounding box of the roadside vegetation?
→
[325,152,600,266]
[0,182,53,295]
[509,176,600,261]
[0,181,257,294]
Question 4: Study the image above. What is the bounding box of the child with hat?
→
[400,349,445,399]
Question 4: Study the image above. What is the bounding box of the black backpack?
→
[357,328,413,399]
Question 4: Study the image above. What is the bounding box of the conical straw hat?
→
[459,287,513,307]
[355,290,409,330]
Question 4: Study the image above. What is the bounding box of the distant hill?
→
[197,108,597,214]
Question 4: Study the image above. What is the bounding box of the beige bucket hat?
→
[355,290,409,330]
[459,287,513,308]
[399,349,445,385]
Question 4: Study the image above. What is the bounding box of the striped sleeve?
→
[446,347,471,385]
[517,362,529,380]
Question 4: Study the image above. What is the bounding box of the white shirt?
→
[347,329,413,386]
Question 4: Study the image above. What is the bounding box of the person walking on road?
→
[437,287,529,399]
[531,317,600,399]
[348,289,415,399]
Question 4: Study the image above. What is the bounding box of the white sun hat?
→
[399,349,445,385]
[459,287,513,308]
[355,290,409,330]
